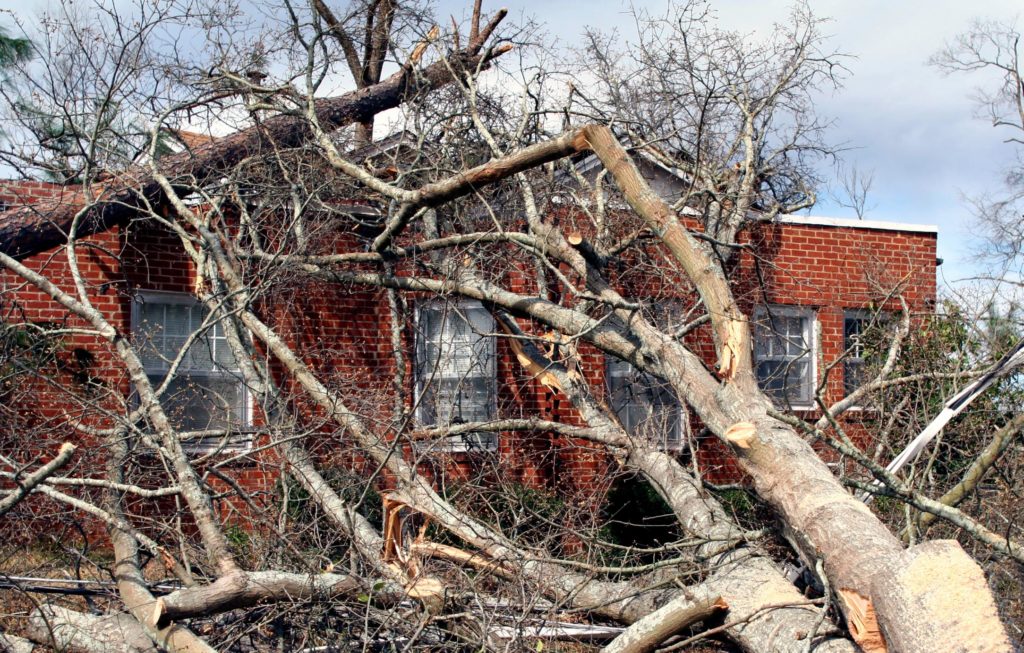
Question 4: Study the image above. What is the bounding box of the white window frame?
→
[753,305,817,409]
[131,291,252,454]
[843,310,871,400]
[606,357,687,450]
[414,300,498,452]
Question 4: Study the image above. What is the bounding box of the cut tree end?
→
[725,422,757,449]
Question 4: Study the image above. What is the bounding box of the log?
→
[601,593,726,653]
[0,632,35,653]
[871,540,1012,652]
[26,605,157,653]
[152,570,361,627]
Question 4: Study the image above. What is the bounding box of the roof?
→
[171,129,219,150]
[776,215,938,234]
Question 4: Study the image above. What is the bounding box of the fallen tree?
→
[0,1,1017,651]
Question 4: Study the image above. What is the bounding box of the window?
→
[844,312,869,397]
[415,301,497,451]
[753,306,815,407]
[844,310,895,398]
[133,293,250,452]
[607,357,685,448]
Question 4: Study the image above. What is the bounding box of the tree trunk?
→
[152,570,361,627]
[870,540,1011,652]
[602,593,726,653]
[0,27,510,260]
[26,605,157,653]
[580,124,1013,653]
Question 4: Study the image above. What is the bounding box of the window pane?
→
[150,373,240,432]
[756,359,809,404]
[214,336,236,369]
[135,295,248,452]
[844,317,865,356]
[416,303,496,450]
[163,304,192,339]
[607,357,683,446]
[844,360,865,397]
[754,307,813,405]
[844,314,870,397]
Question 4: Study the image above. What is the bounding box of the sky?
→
[1,0,1021,289]
[431,0,1023,289]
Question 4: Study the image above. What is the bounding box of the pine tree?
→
[0,26,31,68]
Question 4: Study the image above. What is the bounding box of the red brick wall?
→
[0,180,67,210]
[0,182,938,526]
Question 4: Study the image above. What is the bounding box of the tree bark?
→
[601,593,726,653]
[0,24,510,260]
[152,571,361,628]
[579,124,1013,652]
[26,605,157,653]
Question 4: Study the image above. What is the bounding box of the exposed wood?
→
[410,541,516,580]
[871,540,1012,653]
[379,496,446,606]
[838,589,886,653]
[381,496,407,564]
[724,422,756,450]
[718,319,748,380]
[408,25,440,68]
[495,312,564,392]
[601,593,727,653]
[404,575,445,614]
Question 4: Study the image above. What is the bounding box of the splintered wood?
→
[838,589,886,653]
[381,497,405,564]
[497,317,565,392]
[717,319,747,381]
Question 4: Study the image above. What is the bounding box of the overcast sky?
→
[432,0,1023,288]
[2,0,1021,288]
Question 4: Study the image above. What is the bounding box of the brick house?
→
[0,167,939,514]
